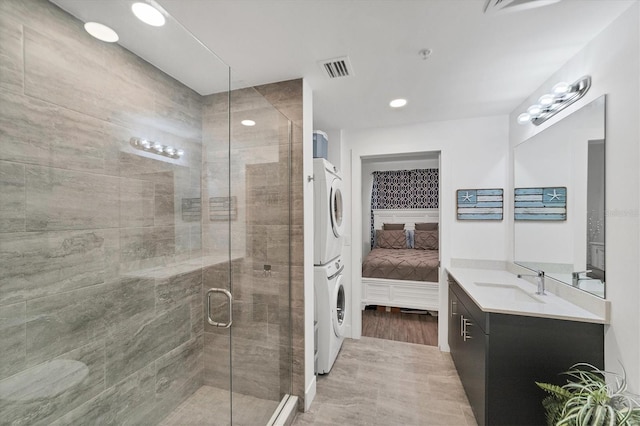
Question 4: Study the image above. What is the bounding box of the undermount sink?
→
[475,282,545,304]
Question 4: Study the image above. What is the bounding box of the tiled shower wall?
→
[0,0,206,424]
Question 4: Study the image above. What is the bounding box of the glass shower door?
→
[202,86,293,425]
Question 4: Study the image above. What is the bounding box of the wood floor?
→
[361,308,438,346]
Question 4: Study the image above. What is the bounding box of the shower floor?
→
[159,385,280,426]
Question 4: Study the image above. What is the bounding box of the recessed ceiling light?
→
[389,99,407,108]
[132,2,166,27]
[241,120,256,127]
[84,22,119,43]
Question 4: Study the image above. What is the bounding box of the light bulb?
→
[517,113,531,125]
[141,139,151,149]
[527,105,543,117]
[176,149,185,157]
[538,94,556,106]
[241,120,256,127]
[152,143,163,153]
[552,82,571,95]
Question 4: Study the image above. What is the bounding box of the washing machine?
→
[315,257,346,374]
[313,158,345,266]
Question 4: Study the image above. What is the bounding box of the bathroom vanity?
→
[447,268,605,426]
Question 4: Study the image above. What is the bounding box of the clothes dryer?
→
[314,257,346,374]
[313,158,345,265]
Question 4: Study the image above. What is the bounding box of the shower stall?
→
[0,0,296,424]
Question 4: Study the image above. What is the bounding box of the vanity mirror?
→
[514,95,605,298]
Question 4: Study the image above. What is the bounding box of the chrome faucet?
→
[517,270,546,295]
[572,270,592,287]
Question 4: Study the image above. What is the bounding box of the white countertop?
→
[446,267,607,324]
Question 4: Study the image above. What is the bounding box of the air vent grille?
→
[319,56,353,79]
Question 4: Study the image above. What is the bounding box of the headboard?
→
[373,209,439,230]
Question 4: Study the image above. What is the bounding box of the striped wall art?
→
[514,187,567,221]
[456,189,503,220]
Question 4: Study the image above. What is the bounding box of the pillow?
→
[415,222,438,231]
[375,230,407,249]
[406,230,415,249]
[383,223,404,230]
[414,230,438,250]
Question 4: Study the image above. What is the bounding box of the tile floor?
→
[292,337,477,426]
[159,385,280,426]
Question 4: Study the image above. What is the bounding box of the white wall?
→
[343,115,510,348]
[508,3,640,392]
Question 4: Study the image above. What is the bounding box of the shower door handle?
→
[206,288,233,328]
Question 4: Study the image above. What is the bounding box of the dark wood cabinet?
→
[448,277,604,426]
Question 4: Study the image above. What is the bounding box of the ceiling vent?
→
[319,56,354,79]
[483,0,561,14]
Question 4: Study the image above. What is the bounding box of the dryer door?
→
[329,179,345,238]
[332,274,346,337]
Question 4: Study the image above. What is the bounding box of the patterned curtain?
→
[370,169,439,248]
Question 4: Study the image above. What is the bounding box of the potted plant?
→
[536,363,640,426]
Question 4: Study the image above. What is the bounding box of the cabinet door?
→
[448,289,461,358]
[455,298,488,426]
[462,308,488,425]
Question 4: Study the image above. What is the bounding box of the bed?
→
[361,209,440,312]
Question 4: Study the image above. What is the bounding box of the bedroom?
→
[359,153,441,345]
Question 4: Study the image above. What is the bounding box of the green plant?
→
[536,363,640,426]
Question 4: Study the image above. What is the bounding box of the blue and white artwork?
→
[457,189,503,220]
[514,187,567,221]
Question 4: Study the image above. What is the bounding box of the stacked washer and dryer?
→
[313,157,347,374]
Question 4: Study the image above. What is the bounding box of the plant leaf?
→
[537,382,573,399]
[592,405,605,426]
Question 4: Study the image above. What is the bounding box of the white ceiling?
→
[52,0,636,132]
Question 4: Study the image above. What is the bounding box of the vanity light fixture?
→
[132,2,166,27]
[517,76,591,126]
[241,120,256,127]
[389,98,408,108]
[130,137,183,159]
[84,22,119,42]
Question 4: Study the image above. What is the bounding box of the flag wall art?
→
[456,189,504,220]
[514,187,567,221]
